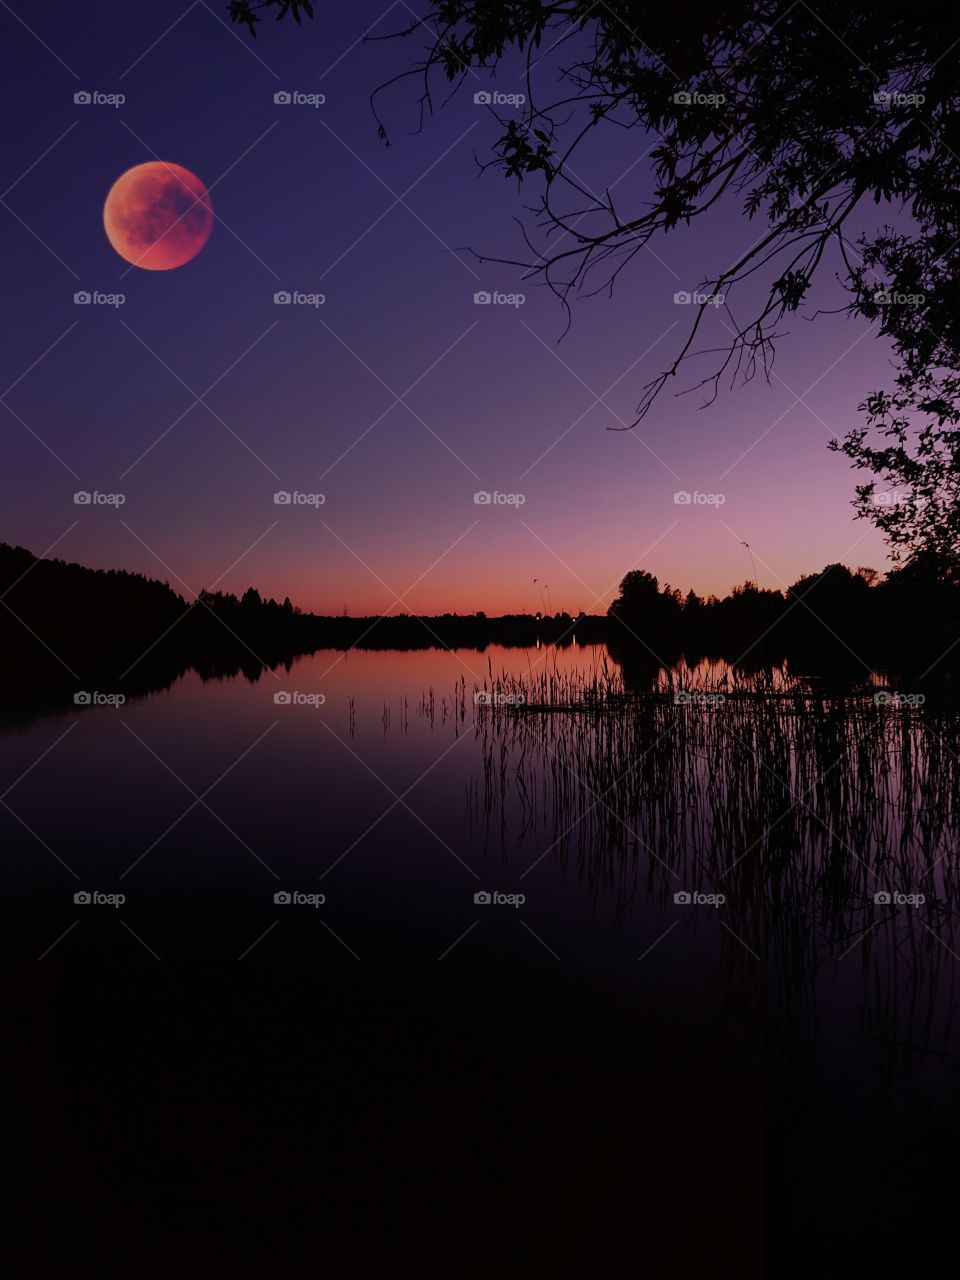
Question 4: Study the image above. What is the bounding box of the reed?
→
[467,663,960,971]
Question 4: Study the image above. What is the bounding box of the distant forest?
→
[1,542,957,709]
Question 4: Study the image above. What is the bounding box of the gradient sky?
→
[0,1,898,615]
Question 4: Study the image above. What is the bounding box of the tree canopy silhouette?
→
[230,0,960,570]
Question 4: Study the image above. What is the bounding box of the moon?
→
[103,162,213,270]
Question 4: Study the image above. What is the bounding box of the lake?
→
[5,642,958,1273]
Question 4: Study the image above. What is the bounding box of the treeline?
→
[0,542,608,707]
[607,560,960,671]
[0,544,316,707]
[2,542,958,711]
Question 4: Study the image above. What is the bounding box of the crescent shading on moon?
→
[103,161,213,270]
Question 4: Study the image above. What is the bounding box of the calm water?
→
[5,642,959,1267]
[2,643,702,969]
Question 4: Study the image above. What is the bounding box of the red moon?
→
[103,162,213,270]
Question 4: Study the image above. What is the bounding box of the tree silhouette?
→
[4,537,960,707]
[233,1,960,571]
[228,1,313,34]
[830,378,960,573]
[608,570,683,638]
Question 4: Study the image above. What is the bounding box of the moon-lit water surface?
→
[103,161,213,270]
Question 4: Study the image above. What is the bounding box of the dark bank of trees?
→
[0,541,600,707]
[0,540,607,706]
[606,558,960,673]
[0,543,316,708]
[2,541,959,713]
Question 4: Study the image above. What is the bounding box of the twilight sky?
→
[0,1,897,615]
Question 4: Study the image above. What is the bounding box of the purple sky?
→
[0,1,896,615]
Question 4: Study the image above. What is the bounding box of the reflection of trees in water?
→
[467,659,960,1189]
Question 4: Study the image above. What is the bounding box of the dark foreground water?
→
[4,644,958,1275]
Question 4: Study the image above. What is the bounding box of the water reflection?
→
[2,641,958,1254]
